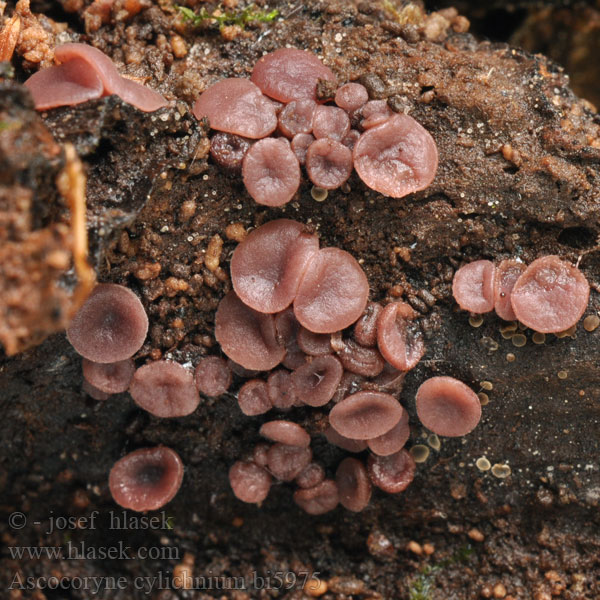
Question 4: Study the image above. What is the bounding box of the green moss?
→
[177,3,279,31]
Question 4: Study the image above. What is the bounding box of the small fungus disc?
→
[329,391,403,440]
[294,248,369,334]
[335,83,369,112]
[312,105,350,141]
[415,376,481,437]
[332,336,386,378]
[267,369,297,410]
[193,78,277,139]
[291,133,315,166]
[231,219,319,314]
[359,100,394,129]
[210,133,252,171]
[510,255,590,334]
[291,355,343,407]
[293,479,339,515]
[494,259,526,321]
[296,463,326,489]
[237,379,272,416]
[336,457,372,512]
[259,420,311,447]
[367,410,410,456]
[267,443,312,481]
[306,138,353,190]
[109,446,184,511]
[229,460,272,503]
[194,356,232,397]
[82,358,134,394]
[452,260,496,314]
[251,48,337,103]
[354,302,383,347]
[278,99,317,137]
[353,114,438,198]
[367,449,416,494]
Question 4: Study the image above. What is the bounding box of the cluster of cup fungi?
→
[24,42,593,514]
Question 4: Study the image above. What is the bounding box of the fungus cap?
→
[267,370,297,409]
[231,219,319,314]
[336,457,372,512]
[329,391,403,440]
[210,133,252,171]
[367,410,410,456]
[367,449,415,494]
[291,355,343,407]
[215,291,285,371]
[242,138,301,206]
[335,82,369,112]
[194,356,232,397]
[129,361,200,418]
[332,335,385,378]
[452,260,496,314]
[294,248,369,334]
[278,99,317,137]
[109,446,183,512]
[82,358,135,394]
[510,255,590,333]
[312,105,350,141]
[193,78,277,139]
[359,100,394,129]
[293,479,339,515]
[251,48,337,103]
[237,379,272,416]
[494,259,526,321]
[291,133,315,165]
[259,420,311,447]
[229,460,272,504]
[415,376,481,437]
[266,443,312,481]
[305,138,353,190]
[296,327,332,356]
[353,114,438,198]
[296,462,326,489]
[67,283,148,364]
[354,302,382,348]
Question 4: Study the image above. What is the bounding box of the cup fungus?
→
[251,48,337,103]
[335,82,369,112]
[291,132,315,165]
[367,449,416,494]
[367,410,410,456]
[237,379,272,416]
[229,460,272,504]
[266,443,312,481]
[376,302,425,371]
[312,105,350,141]
[354,302,383,348]
[278,99,317,137]
[209,133,252,171]
[353,114,438,198]
[291,355,343,407]
[494,259,525,321]
[82,379,112,401]
[305,138,353,190]
[215,291,285,371]
[230,219,319,314]
[267,370,297,409]
[109,446,184,511]
[296,462,326,489]
[452,260,496,314]
[242,138,301,206]
[66,283,148,364]
[510,255,590,333]
[82,358,135,394]
[194,356,232,398]
[335,457,372,512]
[331,334,386,378]
[129,361,200,418]
[293,479,339,515]
[25,43,168,112]
[329,391,403,440]
[359,100,394,129]
[293,248,369,333]
[253,443,271,468]
[193,78,277,139]
[415,376,481,437]
[296,327,332,356]
[259,420,311,447]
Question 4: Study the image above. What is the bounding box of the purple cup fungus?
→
[359,100,394,129]
[242,138,301,206]
[335,82,369,112]
[193,78,277,139]
[82,358,135,394]
[25,43,167,112]
[353,114,438,198]
[296,462,325,489]
[291,132,315,165]
[215,291,285,371]
[267,370,297,409]
[231,219,319,314]
[266,443,312,481]
[194,356,232,398]
[415,376,481,437]
[324,426,368,453]
[305,138,353,189]
[278,99,317,137]
[82,379,112,401]
[330,333,385,377]
[293,480,339,515]
[354,302,383,347]
[296,327,332,356]
[259,420,311,447]
[452,260,496,314]
[293,248,369,333]
[312,105,351,141]
[367,410,410,456]
[274,308,306,370]
[494,259,526,321]
[253,443,271,468]
[251,48,337,103]
[376,302,425,371]
[109,446,184,511]
[66,283,148,364]
[368,449,416,494]
[129,361,200,418]
[335,457,372,512]
[209,133,252,171]
[510,255,590,333]
[329,391,403,440]
[237,379,272,416]
[291,355,343,407]
[229,460,272,504]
